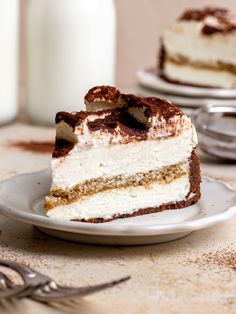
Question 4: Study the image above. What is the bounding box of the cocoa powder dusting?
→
[8,141,54,154]
[186,249,236,271]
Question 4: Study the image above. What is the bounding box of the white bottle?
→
[0,0,18,125]
[25,0,116,125]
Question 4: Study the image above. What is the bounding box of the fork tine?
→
[0,259,52,288]
[0,271,32,300]
[2,273,14,289]
[0,271,26,299]
[67,276,131,296]
[0,285,26,299]
[0,297,19,312]
[0,272,11,290]
[0,271,37,300]
[31,276,130,302]
[0,259,35,274]
[0,272,32,299]
[15,285,39,298]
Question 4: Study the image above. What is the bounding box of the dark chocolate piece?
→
[52,139,75,158]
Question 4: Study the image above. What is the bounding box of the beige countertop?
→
[0,120,236,314]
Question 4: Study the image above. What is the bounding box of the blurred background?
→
[19,0,236,91]
[112,0,236,88]
[0,0,232,146]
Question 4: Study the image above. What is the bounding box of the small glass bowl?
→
[192,106,236,161]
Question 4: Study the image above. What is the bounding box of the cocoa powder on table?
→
[185,248,236,270]
[7,141,54,154]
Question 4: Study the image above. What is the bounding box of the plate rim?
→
[0,169,236,237]
[137,85,236,108]
[137,69,236,99]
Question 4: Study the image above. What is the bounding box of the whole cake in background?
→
[158,7,236,88]
[44,86,201,223]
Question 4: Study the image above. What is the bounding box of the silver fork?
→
[0,259,130,302]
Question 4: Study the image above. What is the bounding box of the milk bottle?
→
[25,0,116,125]
[0,0,18,125]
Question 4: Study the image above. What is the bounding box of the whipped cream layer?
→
[165,61,236,88]
[51,126,196,191]
[163,21,236,66]
[47,175,190,221]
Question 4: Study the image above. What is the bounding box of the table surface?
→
[0,114,236,314]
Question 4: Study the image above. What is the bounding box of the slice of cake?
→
[44,86,201,222]
[159,7,236,88]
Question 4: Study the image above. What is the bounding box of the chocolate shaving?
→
[186,248,236,271]
[84,86,121,104]
[180,7,236,36]
[121,94,183,119]
[55,111,89,130]
[201,24,223,35]
[180,7,228,21]
[87,111,148,140]
[57,89,183,130]
[158,41,166,73]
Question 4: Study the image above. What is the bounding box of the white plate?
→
[137,69,236,99]
[0,169,236,246]
[137,86,236,108]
